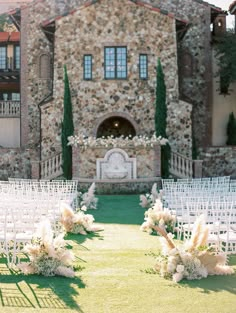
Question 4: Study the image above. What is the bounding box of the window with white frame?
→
[83,54,92,80]
[0,46,7,70]
[104,47,127,79]
[139,54,148,79]
[14,46,20,70]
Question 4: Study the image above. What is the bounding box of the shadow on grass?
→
[0,259,86,311]
[169,255,236,295]
[179,272,236,295]
[66,231,104,246]
[91,194,144,225]
[145,253,236,295]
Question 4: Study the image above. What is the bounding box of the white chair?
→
[181,201,209,240]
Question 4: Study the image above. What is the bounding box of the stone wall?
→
[199,147,236,178]
[16,0,224,179]
[72,144,161,179]
[78,179,162,194]
[23,0,216,162]
[145,0,214,148]
[0,148,31,180]
[38,0,193,159]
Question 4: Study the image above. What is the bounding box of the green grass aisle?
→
[0,195,236,313]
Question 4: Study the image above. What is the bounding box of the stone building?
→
[0,0,235,182]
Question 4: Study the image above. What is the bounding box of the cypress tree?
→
[226,112,236,145]
[155,59,170,178]
[61,65,74,179]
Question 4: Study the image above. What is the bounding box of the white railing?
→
[40,152,63,180]
[0,101,20,117]
[170,151,203,178]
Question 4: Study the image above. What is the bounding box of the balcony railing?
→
[0,101,20,117]
[170,151,203,178]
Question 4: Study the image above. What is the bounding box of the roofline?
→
[41,0,189,28]
[229,1,236,14]
[193,0,226,14]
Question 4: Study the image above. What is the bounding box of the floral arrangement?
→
[67,133,168,149]
[140,183,163,209]
[140,198,176,234]
[153,215,234,282]
[78,182,98,210]
[18,220,75,277]
[60,202,103,235]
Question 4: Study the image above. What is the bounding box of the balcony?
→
[0,101,20,117]
[0,57,20,83]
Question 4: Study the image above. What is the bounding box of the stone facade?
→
[40,0,192,158]
[72,144,161,179]
[2,0,232,180]
[200,147,236,178]
[0,148,31,180]
[20,0,194,161]
[145,0,214,148]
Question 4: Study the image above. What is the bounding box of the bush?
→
[226,112,236,145]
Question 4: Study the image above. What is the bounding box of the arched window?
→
[96,116,136,138]
[39,54,51,79]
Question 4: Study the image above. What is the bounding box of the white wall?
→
[0,119,20,148]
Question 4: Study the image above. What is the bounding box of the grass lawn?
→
[0,194,236,313]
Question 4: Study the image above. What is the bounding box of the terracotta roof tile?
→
[0,32,9,42]
[9,31,20,42]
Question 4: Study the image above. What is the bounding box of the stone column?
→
[31,160,40,179]
[153,144,161,177]
[72,146,80,179]
[194,160,203,178]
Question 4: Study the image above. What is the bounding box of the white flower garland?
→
[67,133,168,149]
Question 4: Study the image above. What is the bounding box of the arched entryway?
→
[96,116,136,138]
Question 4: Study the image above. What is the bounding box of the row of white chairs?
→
[0,199,62,265]
[0,179,80,265]
[162,176,231,185]
[1,179,79,208]
[162,178,236,212]
[176,200,236,254]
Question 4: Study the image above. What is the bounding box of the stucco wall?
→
[0,119,20,148]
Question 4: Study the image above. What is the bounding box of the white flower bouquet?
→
[18,220,75,277]
[67,133,168,149]
[79,182,98,210]
[152,215,234,282]
[60,203,103,235]
[139,183,163,209]
[140,198,176,234]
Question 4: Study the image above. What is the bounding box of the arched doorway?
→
[96,116,136,138]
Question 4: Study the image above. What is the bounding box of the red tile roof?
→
[9,31,20,42]
[0,32,9,42]
[0,31,20,43]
